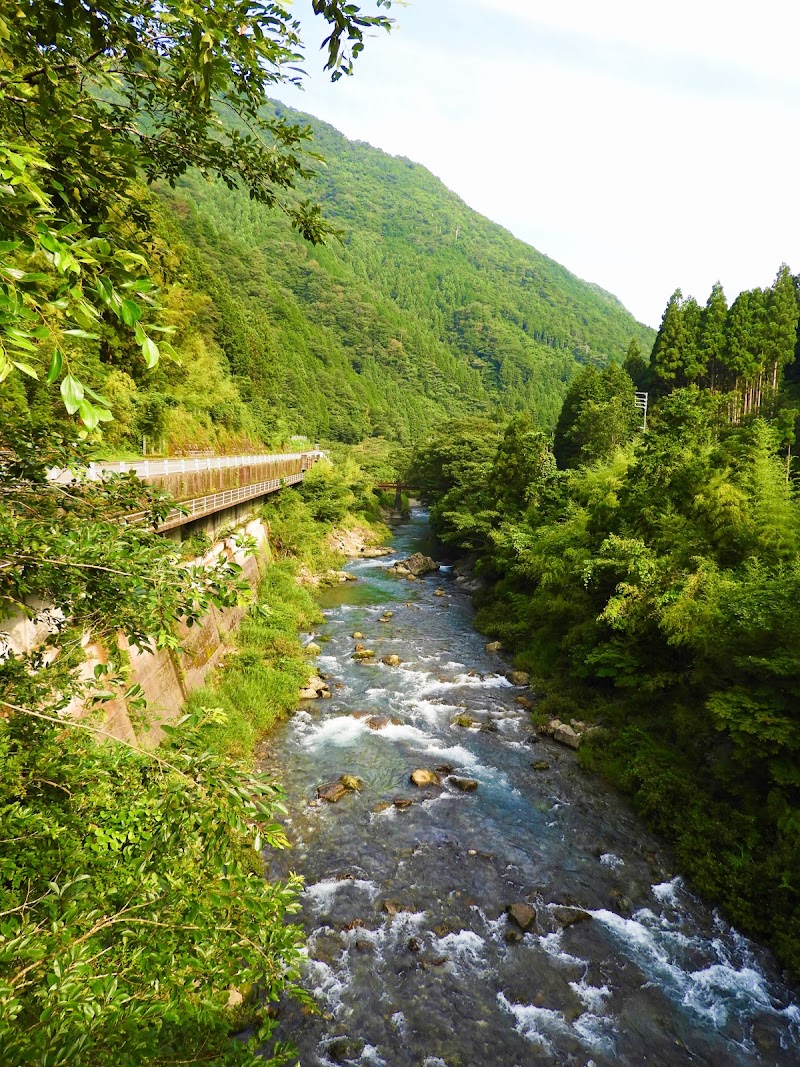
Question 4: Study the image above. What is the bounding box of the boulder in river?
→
[452,714,475,728]
[359,546,392,558]
[382,654,402,667]
[393,798,414,810]
[351,631,364,639]
[551,905,592,928]
[531,761,550,771]
[485,640,502,653]
[449,776,479,792]
[507,903,537,932]
[379,611,394,621]
[366,715,391,730]
[390,552,439,577]
[410,769,440,787]
[299,674,331,700]
[508,670,530,686]
[304,642,322,656]
[434,588,446,597]
[318,775,362,802]
[317,781,349,803]
[352,648,376,661]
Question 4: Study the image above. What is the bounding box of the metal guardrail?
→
[126,473,305,532]
[85,451,320,480]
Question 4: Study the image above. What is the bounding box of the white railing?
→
[47,449,328,485]
[126,472,305,531]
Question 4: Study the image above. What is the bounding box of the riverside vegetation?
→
[413,267,800,980]
[2,0,798,1061]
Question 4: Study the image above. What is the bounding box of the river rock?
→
[515,696,534,709]
[551,906,592,928]
[352,631,364,639]
[372,801,393,813]
[531,760,550,771]
[299,674,330,700]
[485,640,502,653]
[435,763,454,775]
[327,1037,364,1064]
[366,715,391,730]
[507,903,537,932]
[393,798,414,809]
[382,900,401,915]
[553,723,581,749]
[305,642,322,656]
[410,769,440,787]
[479,721,499,733]
[360,546,392,557]
[226,987,244,1008]
[351,710,372,719]
[392,552,439,577]
[381,654,402,667]
[340,774,363,792]
[452,714,475,728]
[434,588,446,597]
[449,776,479,792]
[379,611,394,621]
[389,564,411,577]
[317,781,350,803]
[352,648,376,660]
[508,670,530,686]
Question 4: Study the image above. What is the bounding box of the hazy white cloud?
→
[277,0,800,326]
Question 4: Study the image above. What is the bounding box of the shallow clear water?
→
[263,511,800,1066]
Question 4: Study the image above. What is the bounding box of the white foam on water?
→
[304,877,381,912]
[422,1058,449,1067]
[591,907,799,1033]
[305,957,350,1015]
[365,687,389,697]
[599,852,624,869]
[299,715,368,749]
[390,1011,407,1034]
[570,976,612,1013]
[435,929,491,974]
[358,1045,387,1065]
[497,993,567,1052]
[573,1012,616,1053]
[418,673,513,696]
[652,876,683,906]
[411,698,462,725]
[316,655,339,670]
[537,930,587,969]
[442,660,465,669]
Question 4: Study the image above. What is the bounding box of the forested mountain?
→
[141,101,653,449]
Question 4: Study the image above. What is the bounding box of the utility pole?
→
[634,391,648,432]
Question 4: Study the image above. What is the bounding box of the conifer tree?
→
[764,266,799,396]
[700,282,728,391]
[623,338,648,388]
[650,289,686,388]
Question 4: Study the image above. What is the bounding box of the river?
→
[263,510,800,1066]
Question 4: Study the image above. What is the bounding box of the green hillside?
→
[149,101,653,448]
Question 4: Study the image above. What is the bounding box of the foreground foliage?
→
[413,278,800,976]
[0,418,308,1065]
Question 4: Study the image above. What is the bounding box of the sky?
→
[275,0,800,327]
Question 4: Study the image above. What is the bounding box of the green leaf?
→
[83,384,110,406]
[119,299,142,327]
[45,349,63,384]
[12,360,39,379]
[78,399,100,431]
[141,336,160,369]
[60,374,84,415]
[63,329,100,339]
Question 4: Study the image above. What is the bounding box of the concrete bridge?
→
[63,450,327,538]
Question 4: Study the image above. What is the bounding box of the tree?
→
[0,413,310,1064]
[0,1,393,424]
[622,337,648,388]
[650,289,687,388]
[700,282,727,391]
[553,363,638,468]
